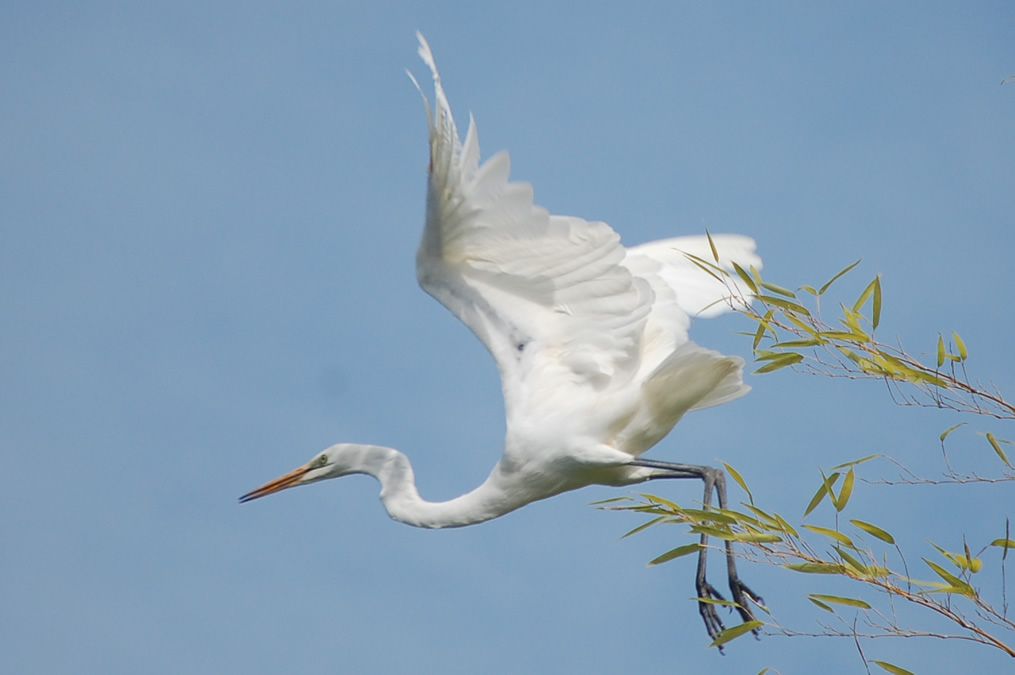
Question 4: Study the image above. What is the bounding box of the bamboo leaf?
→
[990,538,1015,549]
[952,331,967,360]
[852,277,878,313]
[808,596,833,612]
[733,531,783,543]
[723,462,753,503]
[785,562,846,574]
[831,454,882,470]
[851,519,896,544]
[754,353,804,374]
[819,259,861,295]
[648,543,701,566]
[832,468,855,512]
[706,229,719,262]
[803,524,855,547]
[985,432,1012,468]
[708,620,764,649]
[939,423,966,442]
[804,472,840,517]
[872,275,882,330]
[759,281,796,298]
[732,261,759,294]
[808,594,872,609]
[621,515,668,539]
[936,334,945,368]
[873,661,916,675]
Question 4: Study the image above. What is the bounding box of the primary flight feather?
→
[242,32,763,641]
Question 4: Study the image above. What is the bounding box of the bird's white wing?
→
[411,34,653,403]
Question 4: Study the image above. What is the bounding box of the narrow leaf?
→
[754,352,804,374]
[732,261,759,294]
[723,462,753,503]
[939,423,965,442]
[819,259,861,295]
[852,277,878,313]
[803,524,855,547]
[952,331,967,360]
[808,596,833,612]
[785,562,845,574]
[833,468,855,512]
[808,594,872,609]
[648,543,701,566]
[985,432,1012,468]
[831,454,882,470]
[851,519,896,544]
[706,230,719,262]
[759,281,796,298]
[872,275,882,330]
[873,661,916,675]
[804,472,841,517]
[936,334,945,368]
[709,620,764,649]
[622,515,667,539]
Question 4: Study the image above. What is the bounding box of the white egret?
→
[242,33,763,640]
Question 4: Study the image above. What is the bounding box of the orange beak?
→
[239,463,313,503]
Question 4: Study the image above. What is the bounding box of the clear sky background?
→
[3,3,1014,673]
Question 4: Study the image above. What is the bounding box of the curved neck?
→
[343,444,520,529]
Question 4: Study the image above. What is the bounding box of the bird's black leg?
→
[629,458,763,645]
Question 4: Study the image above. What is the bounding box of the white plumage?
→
[242,32,763,640]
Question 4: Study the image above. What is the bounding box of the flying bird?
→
[242,32,763,641]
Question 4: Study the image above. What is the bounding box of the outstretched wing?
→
[411,33,654,407]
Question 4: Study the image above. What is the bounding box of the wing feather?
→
[413,33,651,400]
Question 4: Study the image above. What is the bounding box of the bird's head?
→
[239,444,357,503]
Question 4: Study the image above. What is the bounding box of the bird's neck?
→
[352,445,521,529]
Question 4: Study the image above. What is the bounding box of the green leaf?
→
[706,229,719,262]
[799,285,819,296]
[851,519,896,544]
[990,538,1015,549]
[808,596,833,612]
[757,294,812,316]
[872,661,916,675]
[732,531,783,543]
[648,543,701,566]
[759,281,796,298]
[831,454,882,470]
[803,472,840,517]
[872,275,882,330]
[621,515,668,539]
[732,261,759,294]
[832,468,855,512]
[803,524,855,547]
[852,277,878,313]
[985,432,1012,468]
[936,334,945,368]
[952,331,967,360]
[939,423,966,442]
[808,594,872,609]
[784,562,846,574]
[723,462,753,503]
[923,559,974,595]
[819,259,861,295]
[770,338,824,349]
[754,352,804,374]
[708,620,764,649]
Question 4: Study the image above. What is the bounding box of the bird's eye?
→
[315,454,328,468]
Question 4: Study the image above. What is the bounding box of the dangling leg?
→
[629,458,763,642]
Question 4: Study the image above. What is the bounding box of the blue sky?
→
[3,3,1014,673]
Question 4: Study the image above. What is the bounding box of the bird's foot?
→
[729,577,764,630]
[697,577,764,653]
[696,580,729,646]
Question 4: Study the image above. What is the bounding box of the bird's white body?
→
[241,34,761,532]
